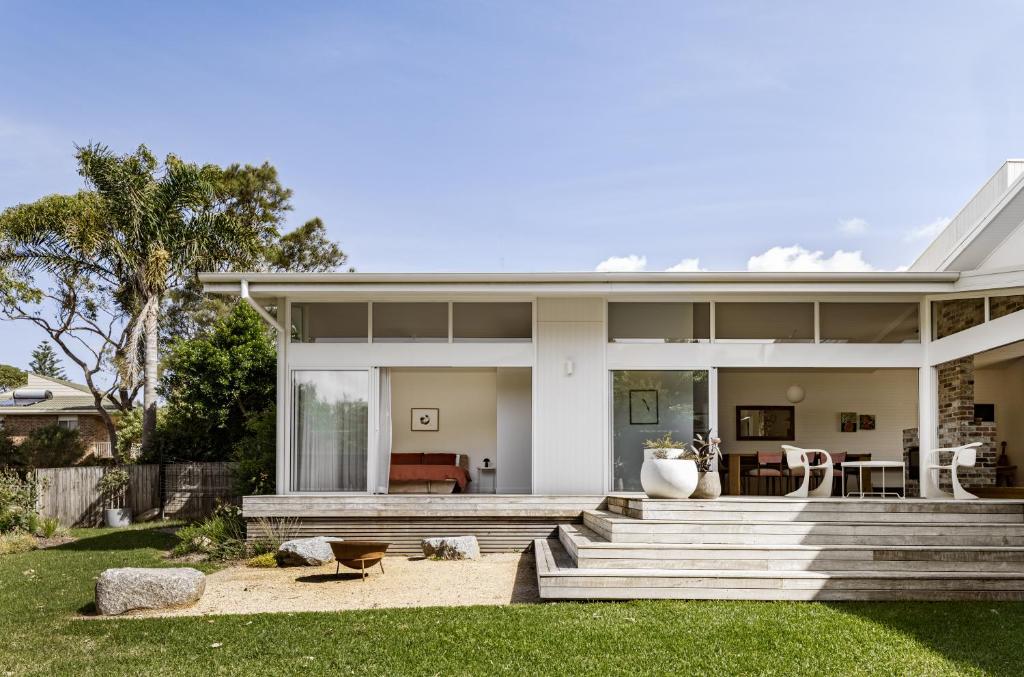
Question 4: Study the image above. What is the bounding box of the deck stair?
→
[535,494,1024,601]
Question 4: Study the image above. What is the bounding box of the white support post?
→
[918,298,938,498]
[277,298,289,495]
[708,366,719,442]
[813,302,821,343]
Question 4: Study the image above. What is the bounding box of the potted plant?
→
[98,467,131,527]
[689,434,723,499]
[640,433,698,499]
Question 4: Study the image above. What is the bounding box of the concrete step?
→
[583,510,1024,547]
[605,495,1024,523]
[535,538,1024,601]
[559,524,1024,572]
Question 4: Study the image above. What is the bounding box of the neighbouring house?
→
[0,373,116,460]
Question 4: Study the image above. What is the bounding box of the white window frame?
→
[57,415,79,431]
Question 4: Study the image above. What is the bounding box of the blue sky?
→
[2,1,1023,370]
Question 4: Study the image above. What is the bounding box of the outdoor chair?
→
[829,451,850,496]
[924,442,983,500]
[782,445,834,498]
[746,451,786,495]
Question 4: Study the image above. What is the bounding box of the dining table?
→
[724,451,874,496]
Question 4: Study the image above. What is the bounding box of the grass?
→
[1,525,1024,676]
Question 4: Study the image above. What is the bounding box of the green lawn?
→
[1,526,1023,676]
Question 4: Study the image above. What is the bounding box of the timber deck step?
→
[559,524,1024,572]
[535,538,1024,601]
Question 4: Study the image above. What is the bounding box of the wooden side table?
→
[477,466,497,494]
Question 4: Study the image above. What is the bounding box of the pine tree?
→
[29,341,66,379]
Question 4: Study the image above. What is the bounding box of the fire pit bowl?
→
[328,541,390,580]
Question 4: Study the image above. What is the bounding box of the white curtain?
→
[293,371,368,492]
[375,368,393,493]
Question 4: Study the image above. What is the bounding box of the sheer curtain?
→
[292,371,368,491]
[375,368,393,493]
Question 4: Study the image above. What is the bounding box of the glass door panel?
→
[612,370,709,492]
[291,370,369,491]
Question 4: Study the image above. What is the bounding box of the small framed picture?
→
[840,412,857,433]
[629,389,659,425]
[411,408,439,431]
[859,414,876,431]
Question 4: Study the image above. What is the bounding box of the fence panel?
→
[33,462,238,526]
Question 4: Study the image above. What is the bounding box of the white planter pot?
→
[104,508,132,528]
[640,450,698,499]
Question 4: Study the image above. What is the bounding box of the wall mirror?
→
[736,405,795,441]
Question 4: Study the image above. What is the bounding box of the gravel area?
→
[132,552,538,617]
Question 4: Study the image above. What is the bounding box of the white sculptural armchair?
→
[925,442,982,500]
[782,445,834,498]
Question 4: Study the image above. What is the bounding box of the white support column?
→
[918,298,937,498]
[709,302,716,342]
[277,298,289,495]
[813,302,821,344]
[708,366,719,441]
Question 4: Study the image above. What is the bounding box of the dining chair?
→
[746,451,785,496]
[782,445,834,498]
[829,451,848,495]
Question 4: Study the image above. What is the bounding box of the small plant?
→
[644,433,687,459]
[245,551,278,568]
[689,434,723,472]
[36,516,64,539]
[0,532,38,555]
[97,468,130,509]
[0,468,39,534]
[173,501,248,561]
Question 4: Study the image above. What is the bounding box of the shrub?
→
[233,408,276,496]
[15,425,86,468]
[0,468,38,534]
[36,516,64,539]
[245,551,278,568]
[0,532,38,555]
[173,502,248,560]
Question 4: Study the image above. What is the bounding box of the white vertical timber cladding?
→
[533,298,605,494]
[277,298,289,495]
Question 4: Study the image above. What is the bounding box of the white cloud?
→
[665,258,705,272]
[838,217,868,235]
[595,254,647,272]
[904,217,951,242]
[746,245,877,272]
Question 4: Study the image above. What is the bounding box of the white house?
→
[202,160,1024,503]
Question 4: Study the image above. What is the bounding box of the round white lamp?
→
[786,384,805,404]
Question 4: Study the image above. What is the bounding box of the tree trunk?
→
[140,303,159,455]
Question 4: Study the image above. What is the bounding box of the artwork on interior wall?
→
[859,414,876,431]
[736,405,795,441]
[410,407,439,431]
[840,412,858,433]
[629,390,659,425]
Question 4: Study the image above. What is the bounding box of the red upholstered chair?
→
[746,451,785,495]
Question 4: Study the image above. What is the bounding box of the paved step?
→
[605,495,1024,523]
[535,538,1024,601]
[559,524,1024,572]
[583,510,1024,546]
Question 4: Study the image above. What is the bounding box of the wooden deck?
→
[244,494,607,554]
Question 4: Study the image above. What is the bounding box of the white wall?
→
[975,358,1024,470]
[533,298,607,494]
[497,368,532,493]
[718,369,918,463]
[389,368,497,492]
[979,220,1024,270]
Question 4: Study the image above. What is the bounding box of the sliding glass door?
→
[291,370,369,491]
[612,370,709,492]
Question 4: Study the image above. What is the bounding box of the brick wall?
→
[0,414,110,461]
[902,427,920,497]
[932,298,985,339]
[934,356,997,490]
[990,294,1024,321]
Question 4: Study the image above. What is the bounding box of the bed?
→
[388,452,472,494]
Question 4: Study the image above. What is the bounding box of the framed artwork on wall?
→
[859,414,876,431]
[629,389,659,425]
[410,407,439,431]
[840,412,858,433]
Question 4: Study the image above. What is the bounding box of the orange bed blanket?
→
[389,464,471,491]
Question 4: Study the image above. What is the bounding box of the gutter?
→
[240,279,285,333]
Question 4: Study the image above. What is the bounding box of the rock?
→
[276,536,344,566]
[95,567,205,616]
[421,536,480,560]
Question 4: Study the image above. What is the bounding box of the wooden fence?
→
[34,462,238,527]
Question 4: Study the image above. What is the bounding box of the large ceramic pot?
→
[691,471,722,500]
[104,508,132,528]
[640,450,698,499]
